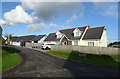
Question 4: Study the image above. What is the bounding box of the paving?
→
[2,46,120,77]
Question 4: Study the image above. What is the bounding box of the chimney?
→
[88,25,90,29]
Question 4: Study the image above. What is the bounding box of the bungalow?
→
[10,35,35,46]
[31,35,47,43]
[10,35,47,46]
[44,26,108,47]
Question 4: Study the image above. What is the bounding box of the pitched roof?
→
[83,26,105,40]
[11,35,35,42]
[45,26,88,41]
[31,35,46,41]
[59,26,87,40]
[44,33,61,41]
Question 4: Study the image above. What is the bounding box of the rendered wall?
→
[51,45,119,55]
[44,41,59,45]
[12,42,21,46]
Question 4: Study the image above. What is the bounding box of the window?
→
[88,42,94,46]
[74,41,78,45]
[75,32,79,36]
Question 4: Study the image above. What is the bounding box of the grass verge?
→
[0,47,22,71]
[45,50,120,68]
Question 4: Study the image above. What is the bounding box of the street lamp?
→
[7,24,10,45]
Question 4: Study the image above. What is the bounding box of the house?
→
[44,26,108,47]
[10,35,35,46]
[10,35,47,47]
[31,35,47,43]
[25,35,47,47]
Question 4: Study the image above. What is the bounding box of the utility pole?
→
[7,24,10,45]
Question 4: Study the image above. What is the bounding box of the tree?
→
[4,33,12,45]
[108,41,120,47]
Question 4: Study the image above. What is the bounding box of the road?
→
[2,46,120,77]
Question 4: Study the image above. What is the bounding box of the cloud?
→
[4,5,37,24]
[0,20,15,26]
[66,14,78,24]
[22,1,82,21]
[3,0,117,33]
[94,3,118,18]
[65,13,83,24]
[100,4,118,18]
[27,23,58,32]
[20,1,83,32]
[0,20,6,25]
[1,1,83,32]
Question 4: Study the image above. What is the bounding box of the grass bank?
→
[45,50,120,68]
[0,47,22,71]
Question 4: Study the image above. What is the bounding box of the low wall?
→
[26,43,43,47]
[51,45,119,55]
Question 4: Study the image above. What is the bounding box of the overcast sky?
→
[0,0,119,43]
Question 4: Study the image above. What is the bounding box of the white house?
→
[31,35,47,43]
[44,26,108,47]
[10,35,47,46]
[10,35,35,46]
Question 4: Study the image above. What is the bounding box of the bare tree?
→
[4,33,12,45]
[4,33,12,39]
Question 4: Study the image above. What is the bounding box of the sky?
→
[0,0,119,43]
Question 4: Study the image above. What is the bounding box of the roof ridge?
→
[49,32,56,34]
[36,35,44,36]
[89,26,105,29]
[59,26,88,31]
[18,35,36,37]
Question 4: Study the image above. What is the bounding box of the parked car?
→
[41,44,55,50]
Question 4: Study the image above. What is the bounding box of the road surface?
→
[2,46,120,77]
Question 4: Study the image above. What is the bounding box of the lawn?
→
[45,50,120,68]
[0,47,22,71]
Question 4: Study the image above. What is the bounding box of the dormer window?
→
[73,28,82,37]
[75,32,79,36]
[56,31,63,38]
[57,34,61,38]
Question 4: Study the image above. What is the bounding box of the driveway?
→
[2,46,120,77]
